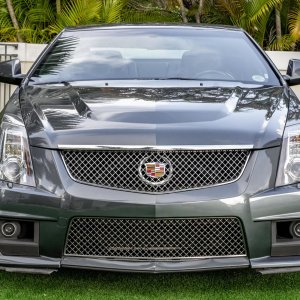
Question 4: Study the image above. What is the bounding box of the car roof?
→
[64,23,242,32]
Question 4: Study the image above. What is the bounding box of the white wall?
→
[0,43,46,73]
[266,51,300,72]
[266,51,300,96]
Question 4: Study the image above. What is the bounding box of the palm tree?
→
[275,4,282,40]
[56,0,61,14]
[196,0,205,23]
[267,0,298,50]
[5,0,22,41]
[214,0,283,46]
[177,0,188,22]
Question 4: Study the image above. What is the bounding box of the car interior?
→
[61,49,270,83]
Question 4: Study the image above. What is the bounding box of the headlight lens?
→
[0,121,35,186]
[276,124,300,186]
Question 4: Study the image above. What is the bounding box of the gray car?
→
[0,24,299,274]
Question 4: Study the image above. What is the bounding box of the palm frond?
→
[27,1,56,25]
[253,9,272,46]
[268,33,295,50]
[246,0,282,23]
[289,3,300,40]
[215,0,243,20]
[50,0,101,34]
[0,4,12,28]
[101,0,126,23]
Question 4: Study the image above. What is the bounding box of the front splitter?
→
[0,254,249,273]
[61,256,249,273]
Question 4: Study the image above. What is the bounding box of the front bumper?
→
[1,146,300,274]
[3,255,300,275]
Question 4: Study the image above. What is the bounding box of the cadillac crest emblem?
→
[138,156,173,186]
[145,162,166,178]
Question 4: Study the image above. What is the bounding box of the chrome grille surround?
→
[61,148,250,193]
[64,217,246,259]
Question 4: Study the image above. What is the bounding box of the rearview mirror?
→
[0,59,24,85]
[285,59,300,86]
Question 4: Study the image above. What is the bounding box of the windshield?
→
[29,27,280,86]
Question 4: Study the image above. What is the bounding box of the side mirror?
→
[0,59,25,85]
[285,59,300,86]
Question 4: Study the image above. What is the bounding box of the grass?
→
[0,269,300,299]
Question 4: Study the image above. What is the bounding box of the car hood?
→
[20,84,288,149]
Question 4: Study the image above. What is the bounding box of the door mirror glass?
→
[286,59,300,86]
[0,59,24,85]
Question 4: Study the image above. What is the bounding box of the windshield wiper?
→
[43,81,70,86]
[28,78,71,86]
[155,77,199,80]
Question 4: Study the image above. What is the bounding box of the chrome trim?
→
[63,254,247,261]
[58,144,254,151]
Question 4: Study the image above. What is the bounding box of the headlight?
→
[0,120,35,186]
[276,124,300,186]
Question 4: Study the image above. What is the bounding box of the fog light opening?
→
[1,222,20,238]
[290,221,300,238]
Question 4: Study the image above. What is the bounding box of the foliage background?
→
[1,0,300,50]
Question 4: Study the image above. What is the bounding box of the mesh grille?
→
[61,149,250,193]
[64,217,246,259]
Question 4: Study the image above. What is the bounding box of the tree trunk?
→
[6,0,23,42]
[157,0,167,9]
[195,0,204,23]
[177,0,188,23]
[275,7,282,41]
[56,0,61,14]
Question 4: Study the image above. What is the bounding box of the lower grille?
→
[64,217,246,260]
